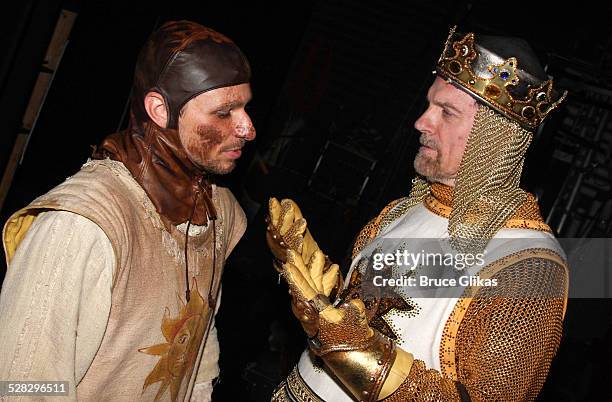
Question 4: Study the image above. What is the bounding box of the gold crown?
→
[436,27,567,129]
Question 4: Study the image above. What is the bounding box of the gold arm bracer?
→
[310,329,397,402]
[305,298,412,402]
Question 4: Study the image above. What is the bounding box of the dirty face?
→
[177,83,255,174]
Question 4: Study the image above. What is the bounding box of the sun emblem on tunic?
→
[139,279,206,402]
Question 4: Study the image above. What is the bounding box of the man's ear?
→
[144,91,169,128]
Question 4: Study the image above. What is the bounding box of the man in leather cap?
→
[266,27,568,401]
[0,21,254,401]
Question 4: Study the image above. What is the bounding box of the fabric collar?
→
[425,182,551,232]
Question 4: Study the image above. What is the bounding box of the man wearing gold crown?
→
[266,27,568,401]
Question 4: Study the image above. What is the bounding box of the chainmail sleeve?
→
[383,252,568,402]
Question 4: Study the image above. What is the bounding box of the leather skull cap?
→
[131,20,251,129]
[92,21,251,228]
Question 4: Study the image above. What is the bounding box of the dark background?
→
[0,1,611,401]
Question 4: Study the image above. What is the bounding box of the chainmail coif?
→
[449,104,532,252]
[400,104,532,253]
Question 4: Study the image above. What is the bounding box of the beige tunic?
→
[0,159,246,401]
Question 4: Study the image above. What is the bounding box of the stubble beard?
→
[413,137,456,185]
[414,152,433,176]
[200,159,236,175]
[414,135,441,181]
[181,124,242,175]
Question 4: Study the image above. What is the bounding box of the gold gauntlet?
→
[311,328,396,401]
[265,197,343,298]
[304,299,397,402]
[265,198,319,265]
[266,197,412,401]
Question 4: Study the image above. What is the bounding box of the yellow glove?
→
[283,249,342,336]
[265,197,321,268]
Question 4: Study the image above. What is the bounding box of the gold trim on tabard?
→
[424,191,552,233]
[272,367,324,402]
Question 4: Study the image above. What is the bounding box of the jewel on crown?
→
[436,27,567,129]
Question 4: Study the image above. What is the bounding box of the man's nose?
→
[236,125,256,141]
[235,115,256,141]
[414,108,432,134]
